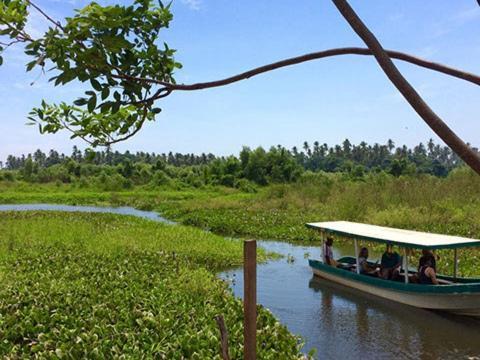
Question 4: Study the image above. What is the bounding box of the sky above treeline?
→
[1,0,479,161]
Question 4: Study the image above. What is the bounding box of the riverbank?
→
[0,211,305,358]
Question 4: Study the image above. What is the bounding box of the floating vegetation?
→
[0,212,305,358]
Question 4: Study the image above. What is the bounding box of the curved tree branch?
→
[332,0,480,175]
[164,48,480,91]
[113,47,480,90]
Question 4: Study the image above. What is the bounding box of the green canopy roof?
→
[306,221,480,249]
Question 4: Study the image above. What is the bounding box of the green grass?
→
[0,212,304,359]
[2,168,480,276]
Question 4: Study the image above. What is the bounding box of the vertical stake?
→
[215,315,230,360]
[244,240,256,360]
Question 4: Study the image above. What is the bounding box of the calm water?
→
[1,204,480,359]
[0,204,175,224]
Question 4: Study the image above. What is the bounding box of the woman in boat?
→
[418,249,436,271]
[358,247,378,275]
[418,257,439,285]
[380,244,401,280]
[322,236,338,267]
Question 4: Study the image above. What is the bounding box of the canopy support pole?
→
[321,231,325,263]
[354,239,360,274]
[453,248,458,281]
[403,248,409,284]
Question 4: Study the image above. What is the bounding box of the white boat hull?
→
[312,266,480,317]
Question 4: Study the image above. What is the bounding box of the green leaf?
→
[26,60,36,72]
[100,102,111,113]
[74,98,88,106]
[101,87,110,100]
[111,101,121,114]
[90,79,102,92]
[87,96,97,113]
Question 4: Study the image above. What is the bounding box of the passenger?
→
[322,236,339,267]
[358,247,378,275]
[380,244,401,280]
[418,249,436,271]
[418,257,439,285]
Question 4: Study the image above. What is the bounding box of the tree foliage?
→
[1,0,180,146]
[0,139,469,190]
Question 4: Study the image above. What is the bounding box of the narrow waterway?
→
[1,204,479,359]
[0,204,174,224]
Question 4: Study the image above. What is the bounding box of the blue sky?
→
[1,0,479,160]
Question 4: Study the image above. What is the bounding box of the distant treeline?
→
[0,139,471,189]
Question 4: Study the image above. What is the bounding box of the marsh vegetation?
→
[0,212,304,358]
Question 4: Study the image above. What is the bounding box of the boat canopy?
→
[306,221,480,250]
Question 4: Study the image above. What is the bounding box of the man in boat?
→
[322,236,338,267]
[380,244,401,280]
[418,257,439,285]
[358,247,378,275]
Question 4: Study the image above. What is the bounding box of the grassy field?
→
[2,168,480,275]
[0,211,305,359]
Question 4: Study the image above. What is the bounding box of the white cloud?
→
[181,0,202,11]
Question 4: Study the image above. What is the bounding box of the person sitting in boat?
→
[380,244,401,280]
[410,249,437,283]
[418,249,436,271]
[418,257,439,285]
[322,236,339,267]
[358,247,378,275]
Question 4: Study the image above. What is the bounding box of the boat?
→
[306,221,480,317]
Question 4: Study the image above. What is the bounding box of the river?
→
[1,204,479,359]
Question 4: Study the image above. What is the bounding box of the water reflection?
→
[309,273,480,359]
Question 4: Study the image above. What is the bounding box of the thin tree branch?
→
[0,39,24,47]
[26,1,64,31]
[214,315,230,360]
[0,19,33,42]
[111,47,480,90]
[102,105,151,146]
[332,0,480,175]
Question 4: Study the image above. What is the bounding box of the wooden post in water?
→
[244,240,257,360]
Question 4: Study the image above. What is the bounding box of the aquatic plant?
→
[0,212,305,358]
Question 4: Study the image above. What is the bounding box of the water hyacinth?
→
[0,212,305,358]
